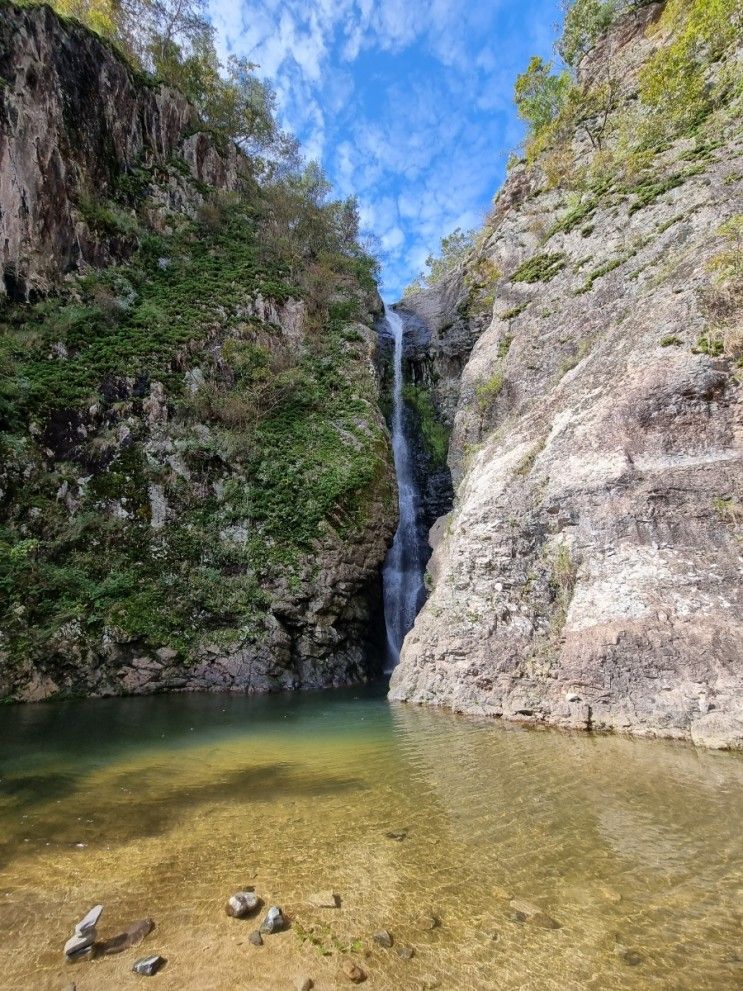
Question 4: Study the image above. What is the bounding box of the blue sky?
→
[208,0,564,301]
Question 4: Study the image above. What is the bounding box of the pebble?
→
[294,978,313,991]
[396,946,415,959]
[341,960,366,983]
[132,955,166,976]
[226,891,261,918]
[308,891,339,908]
[260,906,286,935]
[248,930,263,947]
[373,929,393,948]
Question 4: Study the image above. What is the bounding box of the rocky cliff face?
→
[0,1,240,300]
[391,2,743,749]
[0,3,395,701]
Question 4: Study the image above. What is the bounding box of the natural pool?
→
[1,684,741,990]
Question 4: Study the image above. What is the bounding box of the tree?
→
[514,57,571,136]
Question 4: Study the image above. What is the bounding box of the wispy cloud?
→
[208,0,563,299]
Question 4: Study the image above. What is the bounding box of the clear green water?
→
[1,684,741,990]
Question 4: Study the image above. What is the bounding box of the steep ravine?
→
[0,3,397,701]
[390,2,743,750]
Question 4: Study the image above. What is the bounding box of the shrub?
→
[511,253,567,284]
[475,370,505,411]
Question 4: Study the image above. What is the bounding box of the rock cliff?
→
[0,2,396,700]
[391,1,743,749]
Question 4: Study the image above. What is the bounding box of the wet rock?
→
[94,919,154,956]
[64,932,95,959]
[260,906,285,935]
[75,905,103,935]
[615,945,642,966]
[416,914,439,930]
[248,930,263,946]
[294,978,313,991]
[509,899,560,929]
[132,955,166,976]
[226,891,261,918]
[384,829,407,841]
[341,960,366,983]
[396,946,415,959]
[308,891,339,908]
[373,929,393,948]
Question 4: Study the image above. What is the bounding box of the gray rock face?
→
[390,7,743,750]
[0,3,240,301]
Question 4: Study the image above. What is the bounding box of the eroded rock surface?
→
[390,4,743,749]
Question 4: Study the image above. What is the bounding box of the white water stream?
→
[382,304,425,668]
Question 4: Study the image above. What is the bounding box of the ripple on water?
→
[0,685,741,990]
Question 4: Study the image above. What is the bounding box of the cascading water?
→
[382,304,426,669]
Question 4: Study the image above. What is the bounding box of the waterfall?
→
[382,303,425,669]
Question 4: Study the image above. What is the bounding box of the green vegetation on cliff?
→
[0,4,391,680]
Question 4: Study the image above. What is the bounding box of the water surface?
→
[1,686,741,990]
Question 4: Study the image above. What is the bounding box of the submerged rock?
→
[94,919,154,956]
[509,899,560,929]
[294,978,313,991]
[416,914,439,931]
[225,891,261,918]
[259,906,285,935]
[384,829,408,842]
[396,946,415,959]
[248,930,263,946]
[132,955,166,976]
[373,929,393,948]
[308,891,339,908]
[341,960,366,983]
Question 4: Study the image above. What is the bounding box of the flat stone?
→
[226,891,261,918]
[396,946,415,959]
[64,932,95,959]
[75,904,103,935]
[294,978,313,991]
[94,919,154,956]
[308,891,339,909]
[248,930,263,946]
[341,960,366,983]
[259,906,285,935]
[373,929,393,948]
[132,955,166,976]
